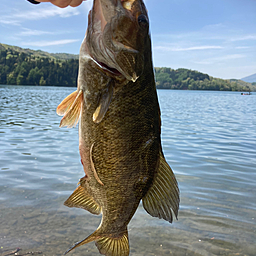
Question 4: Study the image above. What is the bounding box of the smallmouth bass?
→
[57,0,180,255]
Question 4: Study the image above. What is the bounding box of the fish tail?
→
[95,228,129,256]
[64,227,129,256]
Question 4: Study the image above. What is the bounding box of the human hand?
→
[35,0,86,8]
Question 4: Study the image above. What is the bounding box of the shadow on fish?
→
[56,0,180,255]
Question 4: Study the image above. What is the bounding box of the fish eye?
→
[138,14,148,27]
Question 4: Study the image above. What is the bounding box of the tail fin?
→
[65,228,129,256]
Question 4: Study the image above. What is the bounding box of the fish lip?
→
[95,58,139,82]
[90,54,139,82]
[91,57,124,78]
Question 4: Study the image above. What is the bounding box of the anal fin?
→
[64,184,101,215]
[142,152,180,223]
[56,90,83,128]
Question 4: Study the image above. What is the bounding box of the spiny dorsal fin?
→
[93,82,113,124]
[142,152,180,223]
[64,228,129,256]
[64,185,101,215]
[56,90,78,116]
[58,90,83,128]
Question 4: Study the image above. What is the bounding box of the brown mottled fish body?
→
[57,0,179,255]
[80,34,160,227]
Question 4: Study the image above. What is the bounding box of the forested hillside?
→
[0,44,78,86]
[0,43,255,91]
[0,43,79,60]
[155,67,255,91]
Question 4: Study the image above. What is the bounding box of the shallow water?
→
[0,85,255,256]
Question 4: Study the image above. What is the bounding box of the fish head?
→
[86,0,149,82]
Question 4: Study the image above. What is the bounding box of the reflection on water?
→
[0,86,255,256]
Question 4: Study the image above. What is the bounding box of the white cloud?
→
[154,45,223,52]
[82,0,93,12]
[21,39,80,47]
[19,28,54,36]
[215,54,245,61]
[235,46,250,49]
[0,6,80,25]
[201,23,226,31]
[193,54,245,65]
[230,35,256,42]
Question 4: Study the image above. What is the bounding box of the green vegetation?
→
[0,43,78,86]
[0,43,79,60]
[155,67,256,91]
[1,43,255,91]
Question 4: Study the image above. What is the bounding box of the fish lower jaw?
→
[99,61,123,77]
[92,57,138,82]
[92,57,123,78]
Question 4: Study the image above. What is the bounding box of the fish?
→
[56,0,180,255]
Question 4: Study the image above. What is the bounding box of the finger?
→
[69,0,84,7]
[49,0,72,8]
[35,0,86,7]
[35,0,53,2]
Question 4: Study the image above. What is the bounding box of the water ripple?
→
[0,86,255,255]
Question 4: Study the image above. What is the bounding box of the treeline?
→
[0,46,255,91]
[0,49,78,86]
[155,67,255,91]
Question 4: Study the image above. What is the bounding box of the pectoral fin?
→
[64,184,101,215]
[93,82,113,124]
[56,90,83,128]
[56,90,78,116]
[142,152,179,223]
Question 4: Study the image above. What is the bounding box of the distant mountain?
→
[0,43,79,60]
[241,73,256,83]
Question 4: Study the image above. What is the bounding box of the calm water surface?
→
[0,85,255,256]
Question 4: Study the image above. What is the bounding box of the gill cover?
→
[86,0,149,82]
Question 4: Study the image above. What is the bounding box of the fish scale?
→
[57,0,180,255]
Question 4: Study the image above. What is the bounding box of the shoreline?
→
[1,84,254,92]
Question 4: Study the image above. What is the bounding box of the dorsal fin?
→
[56,90,83,128]
[142,152,180,223]
[64,184,101,215]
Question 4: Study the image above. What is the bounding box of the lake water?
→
[0,85,255,256]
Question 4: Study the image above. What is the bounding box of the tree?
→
[39,76,46,86]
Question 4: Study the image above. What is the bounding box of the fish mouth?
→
[90,53,139,82]
[87,0,142,82]
[91,57,124,79]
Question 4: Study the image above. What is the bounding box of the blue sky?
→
[0,0,256,79]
